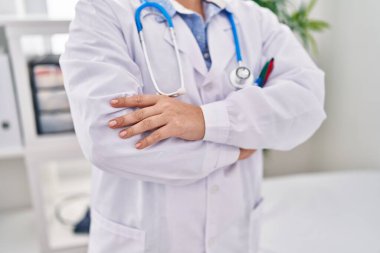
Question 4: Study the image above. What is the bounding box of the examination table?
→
[260,170,380,253]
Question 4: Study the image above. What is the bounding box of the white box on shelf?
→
[0,54,23,156]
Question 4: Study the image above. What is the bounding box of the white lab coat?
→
[60,0,326,252]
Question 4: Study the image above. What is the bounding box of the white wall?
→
[47,0,78,18]
[0,3,16,14]
[313,0,380,171]
[24,0,47,14]
[0,0,77,16]
[265,0,380,176]
[0,159,30,210]
[0,0,49,15]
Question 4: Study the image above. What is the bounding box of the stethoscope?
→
[135,1,253,97]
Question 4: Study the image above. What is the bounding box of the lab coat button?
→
[210,185,220,194]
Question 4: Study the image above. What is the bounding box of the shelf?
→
[25,133,85,162]
[48,215,88,252]
[2,18,87,253]
[41,159,91,252]
[2,17,70,38]
[0,208,87,253]
[0,146,24,160]
[0,208,39,253]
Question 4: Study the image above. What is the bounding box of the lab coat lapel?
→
[163,16,208,77]
[203,14,238,86]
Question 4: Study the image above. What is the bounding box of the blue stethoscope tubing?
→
[135,1,253,97]
[135,1,186,97]
[226,12,242,63]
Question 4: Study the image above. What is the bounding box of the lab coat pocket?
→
[249,198,264,253]
[89,210,146,253]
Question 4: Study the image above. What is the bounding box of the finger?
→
[119,115,167,139]
[108,106,162,129]
[238,149,256,160]
[135,126,171,149]
[110,94,163,108]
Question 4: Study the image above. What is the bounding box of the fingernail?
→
[110,99,118,105]
[109,120,117,127]
[135,142,142,149]
[120,131,127,138]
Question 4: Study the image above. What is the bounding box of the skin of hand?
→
[238,149,256,160]
[108,95,256,160]
[108,95,206,149]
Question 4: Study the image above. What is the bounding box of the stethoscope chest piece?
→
[229,65,254,89]
[135,1,253,94]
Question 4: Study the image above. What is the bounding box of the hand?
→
[108,95,205,149]
[238,149,256,160]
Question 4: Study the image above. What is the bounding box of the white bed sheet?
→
[260,170,380,253]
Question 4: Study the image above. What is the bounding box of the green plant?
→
[253,0,329,54]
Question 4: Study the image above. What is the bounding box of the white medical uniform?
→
[60,0,326,252]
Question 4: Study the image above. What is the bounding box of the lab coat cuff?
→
[201,100,230,144]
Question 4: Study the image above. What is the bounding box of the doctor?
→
[60,0,326,252]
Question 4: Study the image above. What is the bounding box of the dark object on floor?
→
[73,208,91,234]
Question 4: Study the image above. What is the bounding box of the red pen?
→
[263,58,275,86]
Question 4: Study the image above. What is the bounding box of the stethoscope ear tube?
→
[135,2,174,31]
[135,2,256,95]
[138,28,186,97]
[135,2,186,97]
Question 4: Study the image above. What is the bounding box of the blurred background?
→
[0,0,379,253]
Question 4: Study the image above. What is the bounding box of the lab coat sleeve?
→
[200,6,326,150]
[60,0,240,186]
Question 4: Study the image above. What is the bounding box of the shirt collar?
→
[142,0,227,21]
